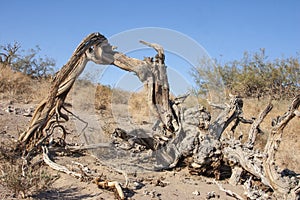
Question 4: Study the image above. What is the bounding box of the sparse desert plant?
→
[0,65,32,99]
[0,42,55,78]
[95,84,113,111]
[95,84,130,110]
[191,49,300,100]
[0,141,56,199]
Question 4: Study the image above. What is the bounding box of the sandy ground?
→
[0,100,251,200]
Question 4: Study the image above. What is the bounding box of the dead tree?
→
[18,33,115,150]
[18,32,299,199]
[18,33,177,150]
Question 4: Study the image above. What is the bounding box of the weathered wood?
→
[263,94,300,197]
[112,41,177,132]
[246,102,273,148]
[43,145,126,199]
[229,166,243,186]
[66,143,112,151]
[214,180,244,200]
[224,94,300,199]
[208,96,244,140]
[42,146,82,178]
[94,178,125,200]
[18,33,112,148]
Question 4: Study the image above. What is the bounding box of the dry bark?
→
[263,94,300,197]
[246,102,273,148]
[224,95,300,199]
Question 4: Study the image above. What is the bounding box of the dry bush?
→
[0,140,55,199]
[111,88,130,105]
[128,89,151,124]
[0,64,50,103]
[95,84,130,110]
[95,84,113,111]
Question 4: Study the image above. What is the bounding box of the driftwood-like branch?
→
[43,146,126,199]
[18,33,112,149]
[214,180,244,200]
[263,94,300,196]
[42,146,82,178]
[112,41,177,132]
[209,96,244,140]
[65,143,112,151]
[224,94,300,199]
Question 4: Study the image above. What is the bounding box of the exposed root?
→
[42,146,82,178]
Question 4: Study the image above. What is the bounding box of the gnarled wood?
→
[246,102,273,148]
[224,94,300,199]
[18,33,113,149]
[112,41,177,132]
[263,94,300,196]
[42,146,82,178]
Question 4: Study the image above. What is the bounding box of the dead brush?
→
[0,65,50,103]
[0,66,32,100]
[128,89,151,124]
[0,140,56,199]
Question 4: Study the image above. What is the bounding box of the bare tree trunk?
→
[111,41,177,131]
[18,33,111,150]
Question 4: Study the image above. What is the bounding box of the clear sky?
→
[1,0,300,94]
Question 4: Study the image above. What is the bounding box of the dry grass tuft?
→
[0,64,50,103]
[128,89,152,124]
[95,84,113,111]
[0,140,56,199]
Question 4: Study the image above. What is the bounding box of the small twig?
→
[214,180,244,200]
[66,143,112,151]
[207,100,227,110]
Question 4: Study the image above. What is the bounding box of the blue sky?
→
[1,0,300,94]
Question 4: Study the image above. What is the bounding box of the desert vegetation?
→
[192,48,299,100]
[0,34,299,199]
